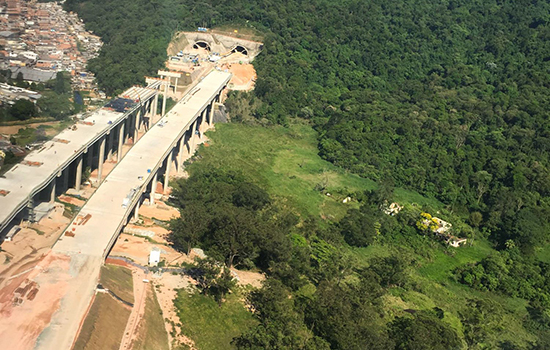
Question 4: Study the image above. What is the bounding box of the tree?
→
[339,208,378,247]
[10,99,37,121]
[54,72,68,94]
[194,258,236,306]
[369,255,409,288]
[169,203,210,255]
[460,298,503,349]
[205,205,258,268]
[390,310,461,350]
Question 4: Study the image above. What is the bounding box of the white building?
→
[149,247,161,266]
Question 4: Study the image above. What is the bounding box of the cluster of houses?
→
[0,0,101,90]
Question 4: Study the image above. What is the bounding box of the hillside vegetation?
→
[64,0,550,348]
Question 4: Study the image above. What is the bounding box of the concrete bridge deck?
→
[30,70,231,350]
[0,85,159,236]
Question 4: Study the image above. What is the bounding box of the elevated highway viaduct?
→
[22,70,230,350]
[0,80,164,238]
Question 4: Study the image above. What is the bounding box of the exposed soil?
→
[0,252,71,350]
[0,121,59,135]
[153,273,196,350]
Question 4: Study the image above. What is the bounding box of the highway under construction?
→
[0,69,231,350]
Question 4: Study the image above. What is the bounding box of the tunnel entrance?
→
[231,45,248,55]
[193,41,211,51]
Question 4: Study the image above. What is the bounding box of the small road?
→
[119,268,149,350]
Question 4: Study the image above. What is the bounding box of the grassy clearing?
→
[132,285,170,350]
[197,123,441,220]
[100,264,134,304]
[174,288,257,350]
[418,239,495,282]
[73,293,131,350]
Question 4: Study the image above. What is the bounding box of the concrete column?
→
[174,77,178,94]
[178,135,186,172]
[134,201,140,221]
[134,110,141,142]
[189,120,197,155]
[161,79,169,116]
[117,123,125,162]
[208,101,215,126]
[50,180,56,203]
[201,110,208,139]
[150,171,158,206]
[164,149,172,194]
[86,148,93,170]
[75,155,83,191]
[107,130,114,160]
[154,91,159,116]
[97,136,106,183]
[62,167,69,191]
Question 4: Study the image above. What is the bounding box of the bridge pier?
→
[75,155,83,191]
[189,120,197,155]
[150,171,158,206]
[134,110,141,142]
[117,123,125,162]
[97,136,106,184]
[86,146,93,170]
[164,149,172,194]
[177,134,186,172]
[162,78,168,116]
[208,100,215,126]
[134,200,140,221]
[107,130,114,160]
[50,180,56,203]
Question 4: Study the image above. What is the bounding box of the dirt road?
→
[119,268,148,350]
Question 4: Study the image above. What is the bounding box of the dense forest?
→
[63,0,550,348]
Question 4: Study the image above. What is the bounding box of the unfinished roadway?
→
[0,70,231,350]
[0,80,162,237]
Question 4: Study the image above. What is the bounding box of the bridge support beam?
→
[50,180,56,203]
[107,130,114,160]
[189,120,197,155]
[86,147,93,170]
[178,135,186,172]
[209,101,215,126]
[75,155,83,191]
[150,171,158,206]
[117,123,125,163]
[164,150,172,194]
[97,137,106,184]
[134,110,141,142]
[134,201,140,221]
[162,79,169,116]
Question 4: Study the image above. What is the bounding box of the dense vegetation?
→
[165,123,547,349]
[63,0,550,348]
[0,71,81,122]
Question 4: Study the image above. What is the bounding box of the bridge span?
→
[0,80,163,237]
[0,70,230,350]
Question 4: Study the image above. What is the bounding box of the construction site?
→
[164,31,262,95]
[0,31,263,348]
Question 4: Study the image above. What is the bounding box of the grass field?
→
[174,289,257,350]
[132,285,170,350]
[189,122,538,348]
[73,293,131,350]
[100,264,134,304]
[195,123,442,221]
